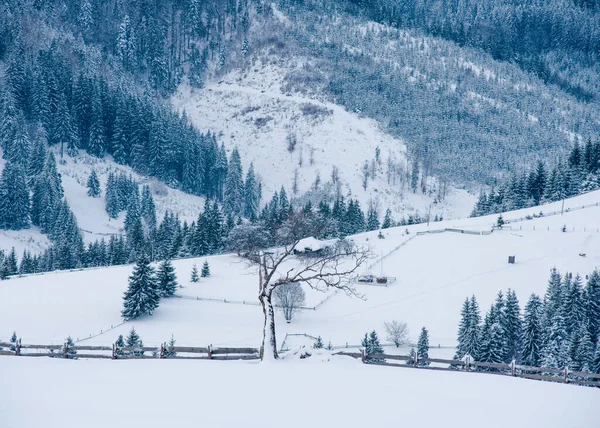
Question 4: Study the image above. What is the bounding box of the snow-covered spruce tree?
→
[585,270,600,347]
[454,297,471,360]
[86,169,101,197]
[157,259,178,298]
[417,327,430,367]
[244,162,260,220]
[0,161,30,230]
[2,247,18,277]
[592,345,600,374]
[63,336,77,358]
[115,334,126,356]
[502,289,523,363]
[122,254,160,320]
[190,264,200,283]
[250,212,368,360]
[201,260,210,277]
[466,295,482,358]
[10,332,17,351]
[541,309,569,370]
[223,148,244,215]
[521,294,543,367]
[381,208,393,229]
[164,334,177,357]
[362,331,384,360]
[366,201,380,231]
[125,327,144,356]
[314,336,324,349]
[140,185,157,232]
[564,274,585,337]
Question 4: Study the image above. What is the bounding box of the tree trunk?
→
[259,292,278,361]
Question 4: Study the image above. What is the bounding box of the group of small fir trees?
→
[190,261,210,283]
[122,255,179,320]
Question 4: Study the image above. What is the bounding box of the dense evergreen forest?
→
[345,0,600,102]
[453,268,600,374]
[471,140,600,217]
[274,0,600,184]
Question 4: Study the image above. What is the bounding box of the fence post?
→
[465,355,470,372]
[414,353,418,368]
[563,367,569,384]
[510,360,516,376]
[208,344,212,360]
[160,343,165,359]
[63,340,69,359]
[112,343,116,359]
[360,349,366,363]
[15,339,21,356]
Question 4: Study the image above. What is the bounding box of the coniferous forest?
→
[453,268,600,374]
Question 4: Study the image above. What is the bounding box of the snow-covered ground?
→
[2,190,600,427]
[2,190,600,349]
[1,353,598,428]
[172,65,476,221]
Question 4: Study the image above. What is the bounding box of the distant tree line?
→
[471,140,600,217]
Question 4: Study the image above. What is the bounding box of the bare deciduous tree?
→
[273,282,306,323]
[250,212,370,360]
[384,320,409,347]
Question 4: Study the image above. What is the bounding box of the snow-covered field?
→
[2,190,600,427]
[2,353,597,428]
[2,190,600,349]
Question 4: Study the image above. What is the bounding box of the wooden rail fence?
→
[0,340,261,361]
[333,351,600,388]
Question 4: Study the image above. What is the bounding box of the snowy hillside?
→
[0,148,206,254]
[2,190,600,348]
[172,65,476,222]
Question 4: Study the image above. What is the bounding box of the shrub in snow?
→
[274,282,306,323]
[384,320,409,347]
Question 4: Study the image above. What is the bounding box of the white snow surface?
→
[1,354,597,428]
[2,191,600,426]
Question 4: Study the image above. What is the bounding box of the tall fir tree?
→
[157,259,178,298]
[223,148,244,215]
[417,327,430,366]
[244,162,260,220]
[86,169,101,198]
[122,254,160,320]
[0,161,30,230]
[502,289,523,363]
[521,294,543,367]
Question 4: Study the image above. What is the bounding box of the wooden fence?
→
[0,340,261,361]
[334,351,600,388]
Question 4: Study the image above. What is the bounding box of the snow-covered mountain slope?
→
[2,190,600,349]
[0,149,206,254]
[3,355,597,428]
[172,66,476,221]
